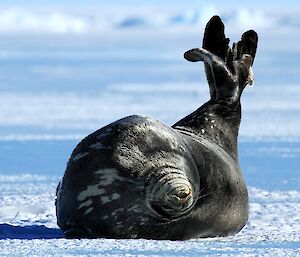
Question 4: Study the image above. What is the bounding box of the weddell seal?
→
[56,16,258,240]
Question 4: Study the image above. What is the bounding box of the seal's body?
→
[56,16,258,240]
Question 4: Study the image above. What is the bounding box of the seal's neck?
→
[172,98,241,159]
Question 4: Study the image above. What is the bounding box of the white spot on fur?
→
[111,193,120,200]
[89,142,109,150]
[78,199,93,209]
[135,122,179,149]
[211,119,215,123]
[205,117,208,122]
[84,207,94,215]
[128,205,141,213]
[110,208,124,218]
[201,129,205,134]
[73,152,89,161]
[141,217,149,222]
[179,145,187,152]
[116,222,124,230]
[97,128,113,139]
[211,125,214,129]
[95,168,124,186]
[173,126,186,131]
[77,186,105,202]
[116,221,123,226]
[102,215,109,220]
[101,196,111,204]
[77,169,123,203]
[128,226,134,231]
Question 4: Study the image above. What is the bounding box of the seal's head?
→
[110,116,200,222]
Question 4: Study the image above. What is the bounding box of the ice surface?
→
[1,83,300,141]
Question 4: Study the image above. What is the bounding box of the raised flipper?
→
[184,16,258,102]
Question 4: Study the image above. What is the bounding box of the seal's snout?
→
[167,185,192,203]
[171,186,192,207]
[146,172,196,220]
[159,184,193,217]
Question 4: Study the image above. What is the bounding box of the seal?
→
[56,16,258,240]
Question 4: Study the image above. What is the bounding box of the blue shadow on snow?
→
[0,224,64,239]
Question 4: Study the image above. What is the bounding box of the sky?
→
[0,0,299,8]
[0,0,299,53]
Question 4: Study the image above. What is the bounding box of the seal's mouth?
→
[146,170,197,221]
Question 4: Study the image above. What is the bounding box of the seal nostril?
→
[177,191,190,199]
[172,188,192,207]
[176,188,192,200]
